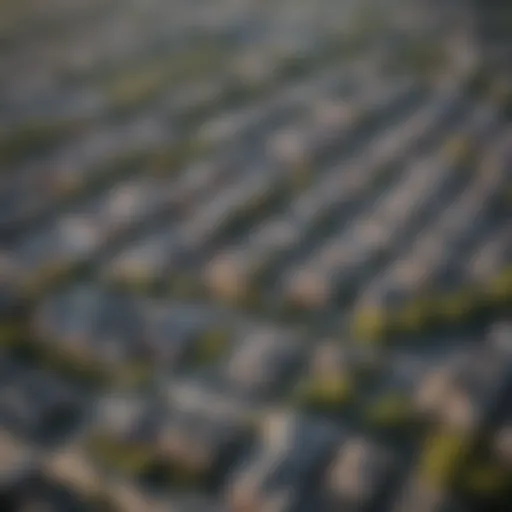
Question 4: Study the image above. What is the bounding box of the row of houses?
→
[29,286,310,395]
[352,132,511,331]
[2,323,510,511]
[3,53,403,294]
[205,85,467,304]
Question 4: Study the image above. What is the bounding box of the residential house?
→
[0,429,37,507]
[486,321,512,357]
[36,287,146,368]
[325,436,396,509]
[414,348,509,433]
[493,420,512,468]
[44,443,103,500]
[309,340,352,379]
[204,250,250,302]
[104,228,182,287]
[143,303,213,369]
[94,393,155,444]
[468,223,511,287]
[283,264,332,310]
[157,410,247,482]
[224,326,304,399]
[181,171,274,253]
[226,411,339,512]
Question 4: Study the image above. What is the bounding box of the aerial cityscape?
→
[0,0,511,511]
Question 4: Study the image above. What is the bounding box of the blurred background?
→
[0,0,511,511]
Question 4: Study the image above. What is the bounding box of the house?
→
[326,436,395,508]
[226,411,338,512]
[493,421,512,468]
[44,443,103,499]
[486,321,512,357]
[372,158,442,237]
[245,218,302,275]
[56,215,102,261]
[36,287,146,369]
[183,169,278,250]
[204,250,249,302]
[0,429,37,500]
[414,359,463,418]
[165,375,257,430]
[381,256,436,306]
[197,102,257,150]
[143,302,215,369]
[173,158,234,211]
[355,270,405,314]
[435,172,500,253]
[309,340,351,379]
[180,179,250,252]
[157,410,247,481]
[108,476,164,512]
[468,224,511,286]
[352,215,396,260]
[291,166,360,236]
[94,393,153,444]
[224,326,304,399]
[414,348,509,433]
[99,176,166,235]
[266,125,310,168]
[288,232,374,307]
[283,265,332,310]
[104,229,181,287]
[311,98,358,133]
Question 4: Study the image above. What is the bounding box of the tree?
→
[463,463,510,498]
[293,374,354,411]
[351,307,388,343]
[366,393,415,430]
[419,429,472,489]
[194,328,230,365]
[89,434,154,476]
[487,266,512,304]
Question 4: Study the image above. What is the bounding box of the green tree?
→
[419,430,472,489]
[194,328,230,365]
[366,393,415,430]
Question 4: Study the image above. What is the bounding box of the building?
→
[326,436,396,508]
[226,411,338,512]
[225,327,304,399]
[0,429,38,509]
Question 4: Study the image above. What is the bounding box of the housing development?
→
[0,1,511,511]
